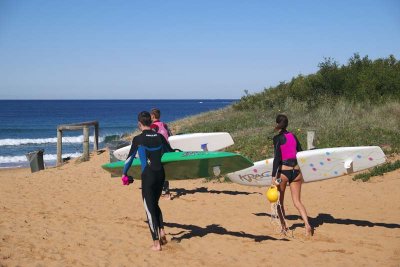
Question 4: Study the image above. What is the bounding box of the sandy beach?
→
[0,151,399,266]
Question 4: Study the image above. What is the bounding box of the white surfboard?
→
[227,146,386,186]
[168,132,234,152]
[226,158,275,186]
[297,146,386,182]
[112,132,234,161]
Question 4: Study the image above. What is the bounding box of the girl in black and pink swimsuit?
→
[272,114,313,236]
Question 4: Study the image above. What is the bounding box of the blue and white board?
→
[227,146,386,186]
[112,132,234,161]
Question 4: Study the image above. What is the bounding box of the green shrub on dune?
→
[233,53,400,111]
[353,160,400,181]
[171,54,400,163]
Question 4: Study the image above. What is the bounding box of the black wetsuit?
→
[272,130,303,183]
[123,130,173,240]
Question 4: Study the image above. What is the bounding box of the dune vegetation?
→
[168,54,400,162]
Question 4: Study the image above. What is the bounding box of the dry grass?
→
[161,100,400,161]
[121,100,399,161]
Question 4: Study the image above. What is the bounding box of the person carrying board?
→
[122,111,174,251]
[271,114,314,236]
[150,108,173,200]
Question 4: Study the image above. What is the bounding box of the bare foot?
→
[151,244,162,251]
[280,227,290,236]
[305,226,314,237]
[162,193,171,200]
[280,222,289,233]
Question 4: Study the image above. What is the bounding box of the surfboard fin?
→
[201,143,208,151]
[344,159,354,174]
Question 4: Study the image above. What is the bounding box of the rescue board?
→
[226,146,386,186]
[112,132,234,160]
[102,151,253,180]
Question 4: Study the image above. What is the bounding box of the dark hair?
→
[275,114,288,130]
[151,108,161,119]
[138,111,152,126]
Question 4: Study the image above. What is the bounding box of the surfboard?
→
[226,158,275,186]
[112,132,234,161]
[297,146,386,182]
[102,151,253,180]
[226,146,386,186]
[168,132,234,152]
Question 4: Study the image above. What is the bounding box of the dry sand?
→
[1,151,399,266]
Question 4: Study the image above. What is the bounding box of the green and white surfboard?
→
[102,151,253,180]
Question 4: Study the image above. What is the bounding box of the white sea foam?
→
[0,136,105,146]
[0,152,82,164]
[0,165,23,169]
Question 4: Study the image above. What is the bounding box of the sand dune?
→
[1,151,399,266]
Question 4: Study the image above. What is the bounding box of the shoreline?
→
[0,99,237,168]
[0,166,31,172]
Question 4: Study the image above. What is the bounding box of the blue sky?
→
[0,0,399,99]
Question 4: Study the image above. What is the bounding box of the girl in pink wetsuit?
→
[272,114,313,236]
[150,108,173,199]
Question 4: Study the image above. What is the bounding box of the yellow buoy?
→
[266,185,279,203]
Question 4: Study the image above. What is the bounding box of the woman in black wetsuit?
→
[122,111,174,251]
[272,114,313,236]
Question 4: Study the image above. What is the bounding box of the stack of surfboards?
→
[112,132,235,161]
[226,146,386,186]
[102,132,386,183]
[102,151,253,180]
[102,132,251,179]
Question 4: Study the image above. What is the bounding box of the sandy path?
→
[1,152,399,266]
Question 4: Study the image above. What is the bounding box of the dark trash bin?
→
[25,149,45,173]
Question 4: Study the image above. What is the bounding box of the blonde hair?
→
[151,108,161,119]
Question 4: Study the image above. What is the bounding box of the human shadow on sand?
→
[164,222,288,242]
[169,187,262,198]
[253,212,400,230]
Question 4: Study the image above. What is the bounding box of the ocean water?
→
[0,100,235,168]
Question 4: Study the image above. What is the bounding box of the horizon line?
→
[0,98,240,101]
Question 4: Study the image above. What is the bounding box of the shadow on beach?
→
[253,212,400,230]
[169,186,262,198]
[164,222,289,242]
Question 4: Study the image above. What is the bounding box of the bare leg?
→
[277,175,288,231]
[289,173,313,236]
